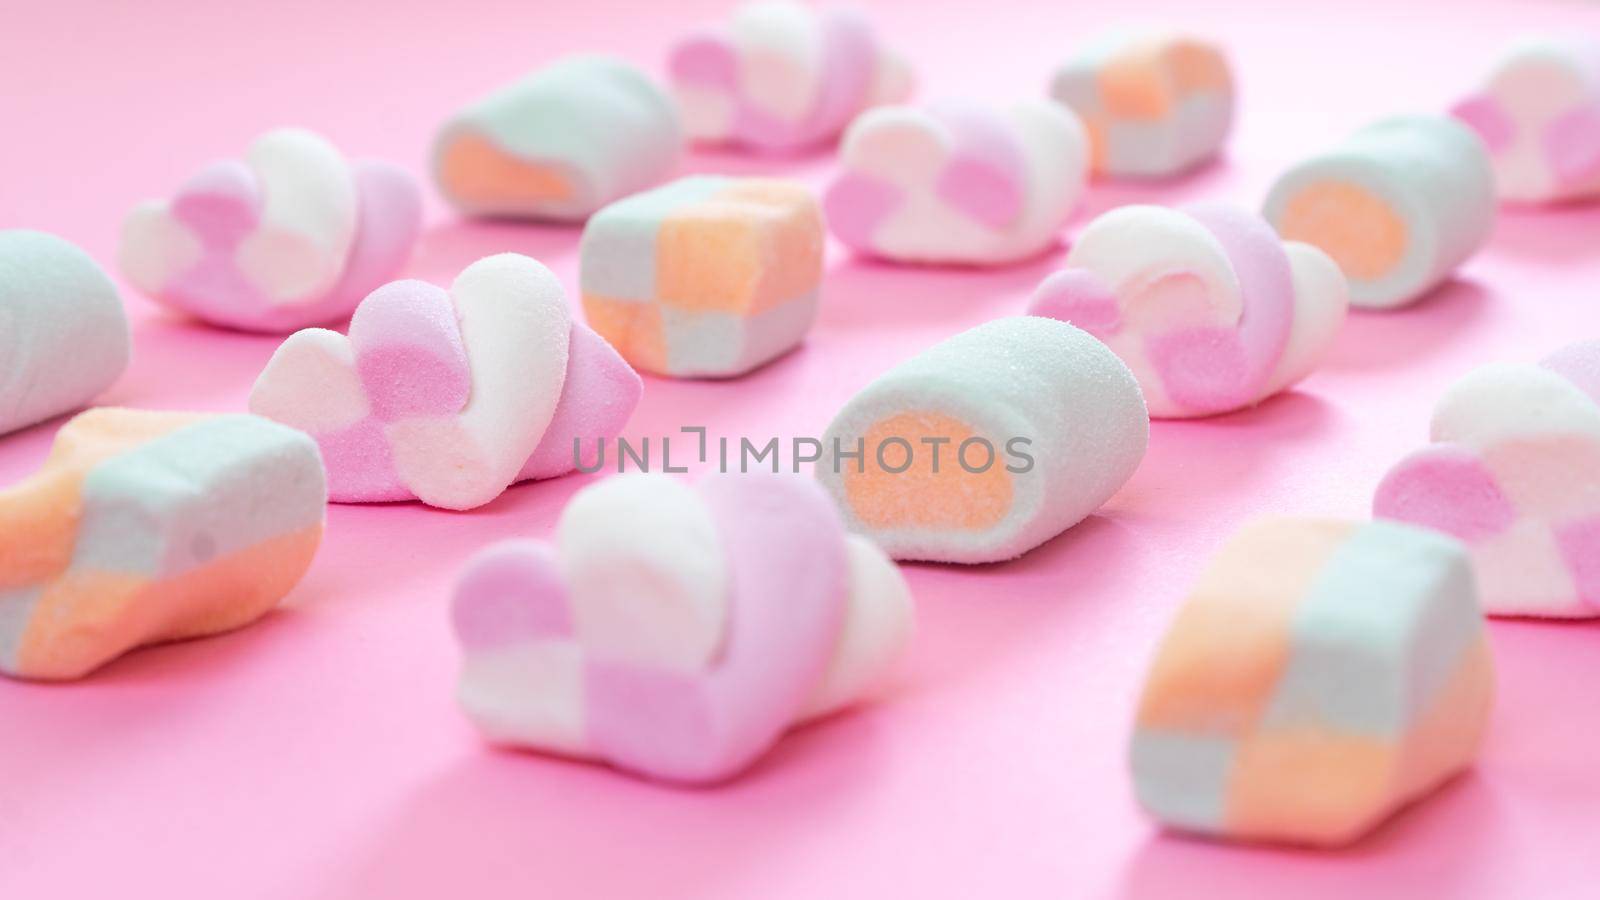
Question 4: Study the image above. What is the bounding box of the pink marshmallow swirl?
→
[1028,203,1348,418]
[450,473,914,784]
[1376,339,1600,617]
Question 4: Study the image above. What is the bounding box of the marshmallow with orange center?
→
[817,316,1148,564]
[434,56,683,222]
[1263,116,1495,310]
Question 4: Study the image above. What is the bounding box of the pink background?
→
[4,0,1600,896]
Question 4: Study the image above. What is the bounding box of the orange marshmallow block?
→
[0,408,326,680]
[1131,518,1494,847]
[579,176,823,378]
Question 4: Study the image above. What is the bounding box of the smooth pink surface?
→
[4,1,1600,897]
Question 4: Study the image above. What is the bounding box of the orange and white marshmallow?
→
[433,56,683,222]
[817,316,1148,564]
[1132,518,1494,847]
[1452,36,1600,204]
[1263,116,1495,310]
[0,409,326,680]
[580,176,823,379]
[1375,340,1600,618]
[1049,29,1234,178]
[1027,203,1347,418]
[0,230,130,437]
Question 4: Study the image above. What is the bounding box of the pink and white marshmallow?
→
[249,254,642,511]
[668,1,914,153]
[451,473,914,784]
[1028,204,1347,418]
[1453,36,1600,204]
[825,100,1089,265]
[119,128,421,333]
[1375,340,1600,618]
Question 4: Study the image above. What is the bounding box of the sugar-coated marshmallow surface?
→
[119,128,421,333]
[0,230,130,437]
[1375,340,1600,618]
[817,316,1148,564]
[1132,518,1494,847]
[1263,115,1495,310]
[433,56,682,222]
[668,1,914,152]
[1027,203,1348,418]
[1049,28,1234,178]
[451,473,913,784]
[580,176,823,378]
[249,254,641,511]
[825,100,1089,266]
[1453,36,1600,204]
[0,409,326,680]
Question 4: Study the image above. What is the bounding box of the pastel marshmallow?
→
[1027,203,1348,418]
[1049,29,1234,178]
[0,408,326,680]
[817,316,1148,564]
[433,56,683,222]
[450,472,914,784]
[825,100,1089,266]
[249,254,642,510]
[1452,36,1600,203]
[668,1,914,152]
[1375,340,1600,618]
[1132,518,1493,847]
[580,176,824,378]
[119,128,421,333]
[0,230,130,436]
[1263,115,1496,310]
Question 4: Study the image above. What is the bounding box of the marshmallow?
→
[0,230,130,436]
[817,316,1148,564]
[580,176,823,378]
[1028,203,1348,418]
[119,128,421,333]
[1452,36,1600,204]
[826,101,1089,266]
[668,1,914,152]
[0,409,326,680]
[1132,518,1493,847]
[1263,115,1495,310]
[1375,340,1600,618]
[249,254,642,511]
[433,56,682,222]
[1049,29,1234,178]
[450,472,913,784]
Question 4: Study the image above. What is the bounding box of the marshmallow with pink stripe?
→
[1374,341,1600,618]
[248,254,641,511]
[668,1,913,153]
[450,473,914,784]
[1452,36,1600,204]
[119,128,421,333]
[1027,203,1348,418]
[825,100,1089,265]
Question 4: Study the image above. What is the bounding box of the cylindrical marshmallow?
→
[433,56,683,222]
[817,315,1149,564]
[1263,115,1495,310]
[0,230,130,436]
